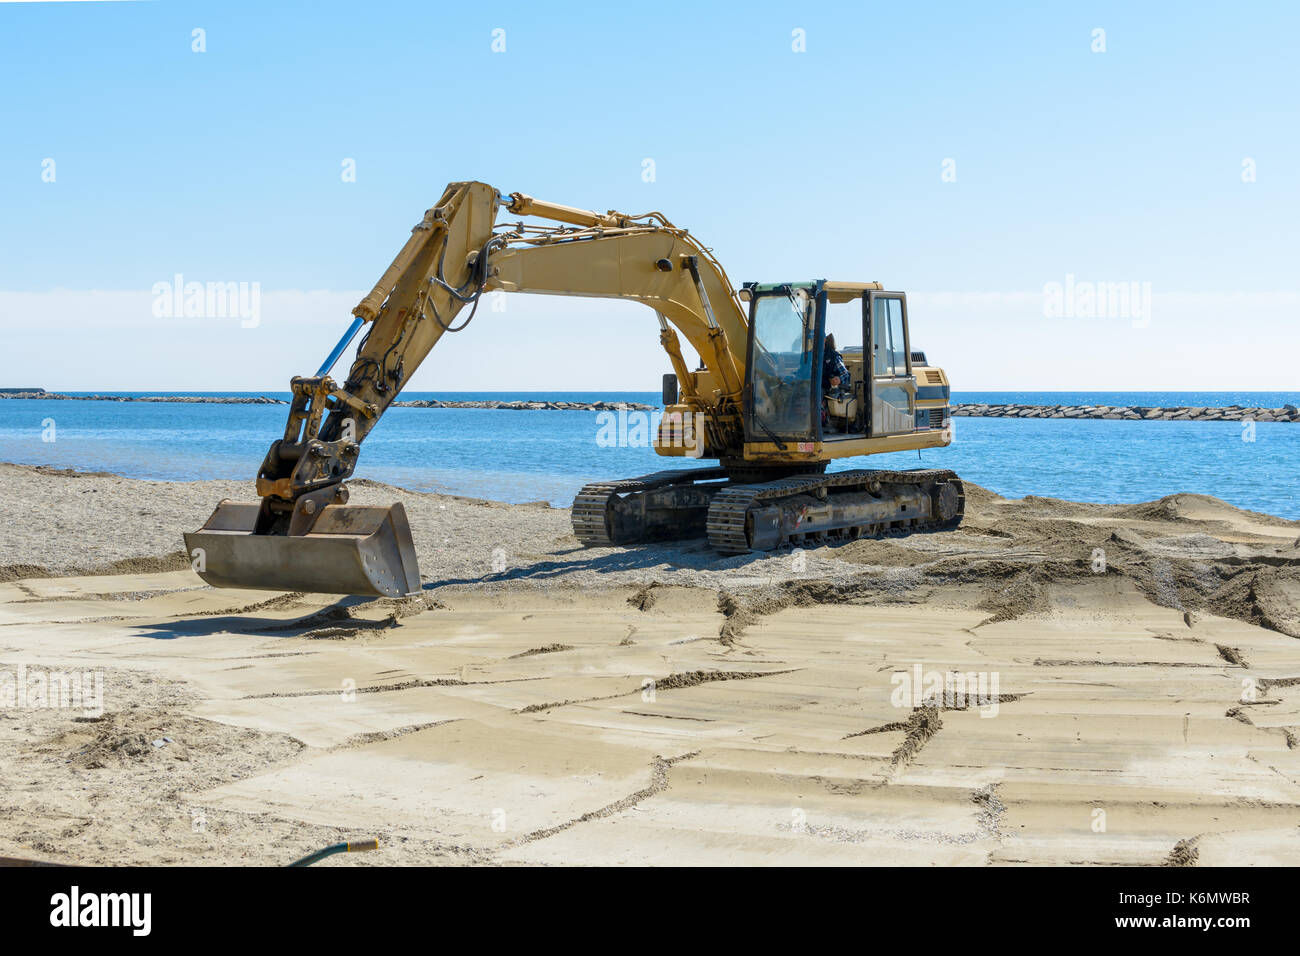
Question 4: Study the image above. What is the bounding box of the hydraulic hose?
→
[288,838,380,867]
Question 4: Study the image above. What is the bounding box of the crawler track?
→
[574,466,964,554]
[706,468,964,554]
[571,466,729,546]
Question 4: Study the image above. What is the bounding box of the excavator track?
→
[705,468,965,555]
[572,466,730,546]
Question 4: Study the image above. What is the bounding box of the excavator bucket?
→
[183,500,422,598]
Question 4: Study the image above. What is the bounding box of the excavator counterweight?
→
[187,181,960,597]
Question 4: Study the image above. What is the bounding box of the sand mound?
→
[1204,565,1300,638]
[1116,492,1299,528]
[628,582,659,610]
[0,551,191,584]
[831,538,937,567]
[1012,495,1106,518]
[956,481,1006,510]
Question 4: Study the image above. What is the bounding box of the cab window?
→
[873,297,908,376]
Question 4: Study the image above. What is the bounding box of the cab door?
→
[864,292,916,437]
[743,285,821,444]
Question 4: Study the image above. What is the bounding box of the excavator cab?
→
[743,283,823,445]
[742,281,932,446]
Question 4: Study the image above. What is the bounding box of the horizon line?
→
[18,386,1300,394]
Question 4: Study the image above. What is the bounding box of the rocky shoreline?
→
[390,399,655,411]
[0,392,284,404]
[0,392,655,411]
[953,403,1300,422]
[5,390,1292,420]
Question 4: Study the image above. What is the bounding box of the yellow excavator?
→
[185,181,961,597]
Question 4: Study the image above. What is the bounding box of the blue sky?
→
[1,0,1297,390]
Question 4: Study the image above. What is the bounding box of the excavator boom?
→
[185,182,749,596]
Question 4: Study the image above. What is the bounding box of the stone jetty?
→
[11,391,1290,420]
[0,392,283,404]
[0,391,655,411]
[391,399,655,411]
[952,403,1300,422]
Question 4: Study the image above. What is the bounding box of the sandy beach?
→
[1,461,1298,866]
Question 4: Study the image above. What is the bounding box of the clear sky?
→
[1,0,1296,391]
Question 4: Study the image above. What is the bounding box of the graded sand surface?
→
[1,463,1298,866]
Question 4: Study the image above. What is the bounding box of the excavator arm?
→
[186,181,751,596]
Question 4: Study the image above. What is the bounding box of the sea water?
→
[0,391,1296,518]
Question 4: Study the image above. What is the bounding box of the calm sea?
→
[1,391,1297,518]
